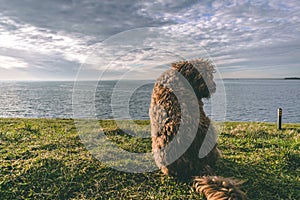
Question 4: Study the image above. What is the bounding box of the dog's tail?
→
[193,176,247,200]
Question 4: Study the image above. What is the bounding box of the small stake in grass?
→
[277,108,282,130]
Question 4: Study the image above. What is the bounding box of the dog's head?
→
[171,59,216,99]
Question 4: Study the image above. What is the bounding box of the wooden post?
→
[277,108,282,130]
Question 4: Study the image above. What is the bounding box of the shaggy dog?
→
[149,59,247,200]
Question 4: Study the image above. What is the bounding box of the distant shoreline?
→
[284,77,300,80]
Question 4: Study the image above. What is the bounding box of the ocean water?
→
[0,79,299,123]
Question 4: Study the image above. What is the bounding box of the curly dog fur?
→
[194,176,246,200]
[149,59,247,200]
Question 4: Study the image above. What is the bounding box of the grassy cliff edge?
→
[0,118,299,199]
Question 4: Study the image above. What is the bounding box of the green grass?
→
[0,118,299,199]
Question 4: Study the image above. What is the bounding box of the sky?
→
[0,0,299,80]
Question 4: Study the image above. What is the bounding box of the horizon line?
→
[0,77,299,82]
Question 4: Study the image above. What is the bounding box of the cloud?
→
[0,0,168,37]
[0,55,28,69]
[0,14,93,63]
[153,0,300,78]
[0,0,299,80]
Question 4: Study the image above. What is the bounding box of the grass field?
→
[0,118,299,199]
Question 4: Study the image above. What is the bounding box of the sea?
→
[0,79,299,123]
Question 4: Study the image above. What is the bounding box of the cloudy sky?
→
[0,0,299,80]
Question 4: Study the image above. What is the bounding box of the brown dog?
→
[149,59,247,200]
